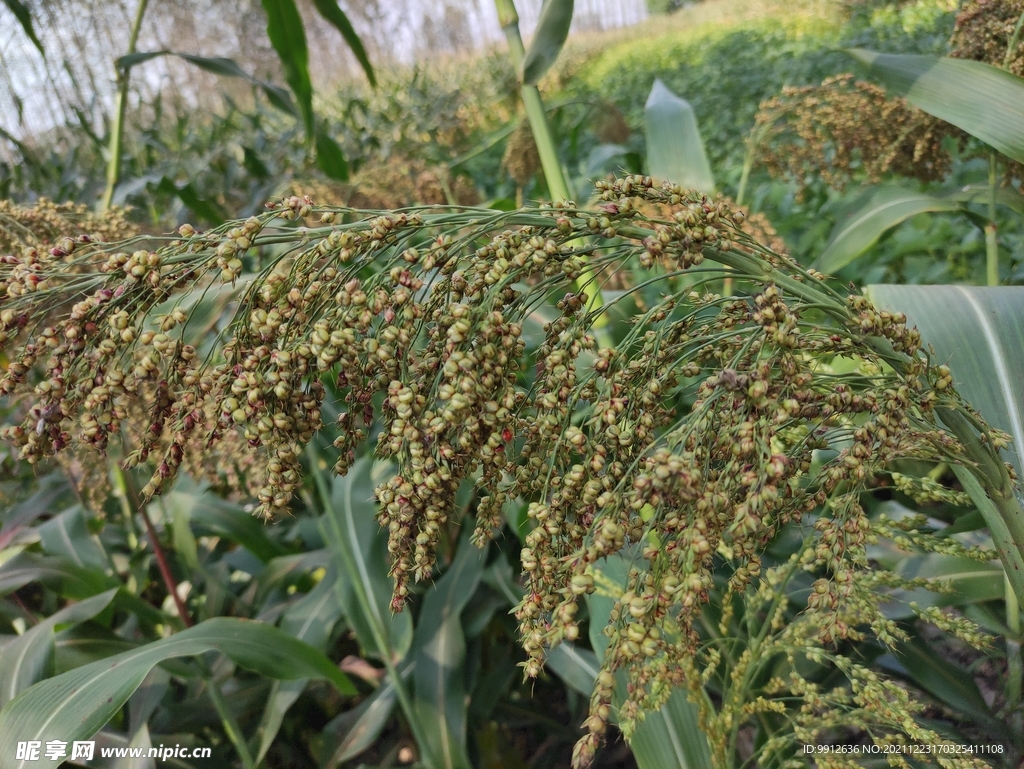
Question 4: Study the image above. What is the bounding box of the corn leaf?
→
[0,618,354,769]
[413,535,487,769]
[319,458,413,661]
[309,0,375,86]
[815,186,963,274]
[2,0,44,57]
[644,79,715,194]
[848,50,1024,164]
[0,590,118,707]
[521,0,574,86]
[261,0,314,139]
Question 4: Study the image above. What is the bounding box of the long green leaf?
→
[251,572,343,765]
[155,177,228,226]
[261,0,314,139]
[318,660,413,768]
[315,127,349,182]
[545,643,599,697]
[867,285,1024,601]
[413,537,487,769]
[0,618,354,769]
[319,458,412,661]
[522,0,574,85]
[2,0,44,57]
[587,553,712,769]
[0,590,117,706]
[37,506,108,572]
[167,479,288,563]
[309,0,375,86]
[115,51,296,117]
[0,552,114,599]
[875,552,1005,617]
[886,637,1001,731]
[815,186,962,274]
[644,79,715,194]
[866,286,1024,484]
[848,50,1024,164]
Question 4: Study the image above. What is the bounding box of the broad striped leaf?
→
[815,186,962,274]
[319,459,412,661]
[849,51,1024,164]
[588,552,712,769]
[521,0,574,85]
[645,79,715,194]
[0,618,354,769]
[0,590,117,706]
[545,643,599,697]
[318,661,414,768]
[866,286,1024,485]
[867,285,1024,602]
[413,536,487,769]
[250,572,343,765]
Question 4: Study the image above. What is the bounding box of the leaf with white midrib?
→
[0,590,118,707]
[867,285,1024,490]
[0,618,353,769]
[413,537,486,769]
[320,458,411,662]
[953,287,1024,474]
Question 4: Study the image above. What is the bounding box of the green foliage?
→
[849,50,1024,164]
[1,175,1021,767]
[522,0,575,85]
[2,1,1024,767]
[644,79,715,193]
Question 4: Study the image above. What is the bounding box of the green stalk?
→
[983,153,999,288]
[724,146,755,299]
[1006,574,1022,709]
[101,0,150,211]
[494,0,611,344]
[1005,11,1024,71]
[494,0,572,203]
[986,153,999,287]
[735,145,754,210]
[207,675,257,769]
[941,409,1024,606]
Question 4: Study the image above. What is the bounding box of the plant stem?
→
[494,0,572,203]
[986,152,999,287]
[735,145,754,209]
[494,0,612,344]
[208,675,257,769]
[101,0,149,211]
[1006,574,1022,708]
[115,465,193,627]
[1006,10,1024,70]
